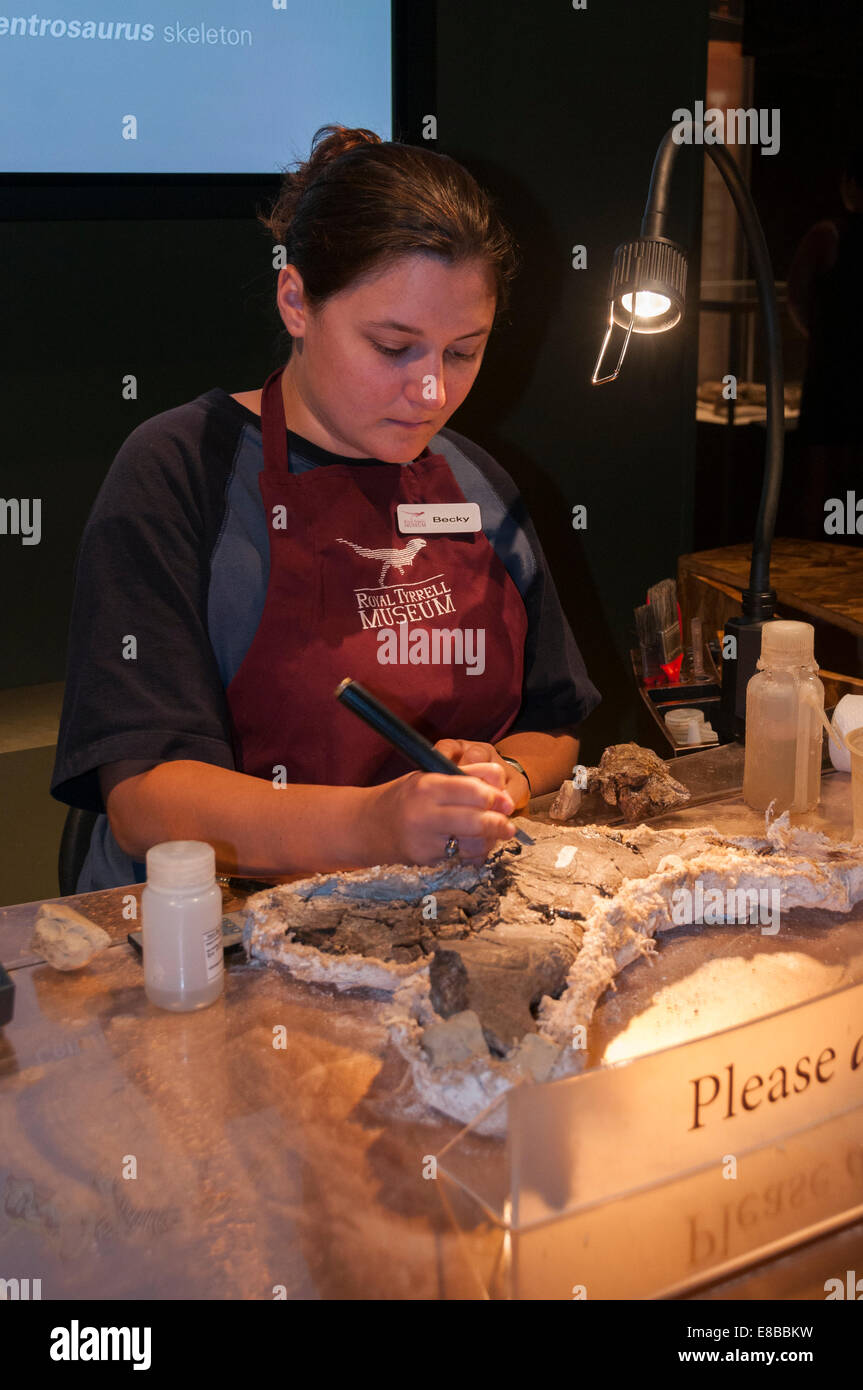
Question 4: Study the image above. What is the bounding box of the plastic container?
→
[142,841,224,1011]
[743,621,824,814]
[663,707,719,746]
[828,695,863,773]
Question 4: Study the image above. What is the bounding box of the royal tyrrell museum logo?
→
[336,534,427,585]
[349,572,457,632]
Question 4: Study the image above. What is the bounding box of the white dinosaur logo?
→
[335,535,427,585]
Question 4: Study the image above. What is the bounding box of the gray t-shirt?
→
[51,390,601,890]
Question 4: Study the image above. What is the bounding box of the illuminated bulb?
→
[621,290,671,319]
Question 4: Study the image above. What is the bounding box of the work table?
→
[1,749,862,1299]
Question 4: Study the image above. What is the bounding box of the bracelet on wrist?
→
[500,755,532,805]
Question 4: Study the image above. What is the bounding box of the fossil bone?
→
[551,743,691,823]
[243,814,863,1130]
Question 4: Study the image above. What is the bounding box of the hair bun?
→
[261,125,382,243]
[305,124,382,176]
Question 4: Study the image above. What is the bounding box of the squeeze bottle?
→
[742,621,824,814]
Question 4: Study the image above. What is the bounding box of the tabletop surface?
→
[678,538,863,637]
[2,753,862,1300]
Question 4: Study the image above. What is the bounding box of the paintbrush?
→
[335,677,535,846]
[647,578,683,680]
[634,602,663,683]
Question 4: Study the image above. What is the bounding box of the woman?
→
[51,126,600,890]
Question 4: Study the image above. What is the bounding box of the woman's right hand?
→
[372,763,517,865]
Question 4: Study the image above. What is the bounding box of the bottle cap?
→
[146,840,216,892]
[759,620,815,667]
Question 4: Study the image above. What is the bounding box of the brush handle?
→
[336,678,457,772]
[334,678,535,845]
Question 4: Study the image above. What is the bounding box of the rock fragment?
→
[31,903,111,971]
[420,1010,490,1067]
[508,1033,561,1082]
[586,743,690,821]
[549,780,583,822]
[429,930,577,1055]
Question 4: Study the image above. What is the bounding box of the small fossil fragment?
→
[421,1010,490,1068]
[551,743,690,823]
[508,1032,561,1083]
[588,743,690,821]
[549,779,583,822]
[31,903,111,971]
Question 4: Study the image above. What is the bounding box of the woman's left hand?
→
[433,739,531,812]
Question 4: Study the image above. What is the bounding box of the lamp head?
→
[592,235,687,383]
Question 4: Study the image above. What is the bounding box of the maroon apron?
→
[226,367,529,786]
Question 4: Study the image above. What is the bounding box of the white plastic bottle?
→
[142,841,224,1011]
[743,621,824,814]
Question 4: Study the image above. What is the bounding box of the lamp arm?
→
[641,127,784,618]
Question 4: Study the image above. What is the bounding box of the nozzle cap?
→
[759,620,815,667]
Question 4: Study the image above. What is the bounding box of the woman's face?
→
[276,252,497,460]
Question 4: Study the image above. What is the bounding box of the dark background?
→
[2,0,711,765]
[746,0,863,270]
[695,0,863,555]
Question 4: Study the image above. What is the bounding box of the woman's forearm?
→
[105,732,581,879]
[106,759,392,880]
[494,727,580,799]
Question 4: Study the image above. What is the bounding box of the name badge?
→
[396,502,482,534]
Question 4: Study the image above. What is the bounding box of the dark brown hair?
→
[257,124,519,351]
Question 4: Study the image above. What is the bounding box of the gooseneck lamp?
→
[592,122,785,738]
